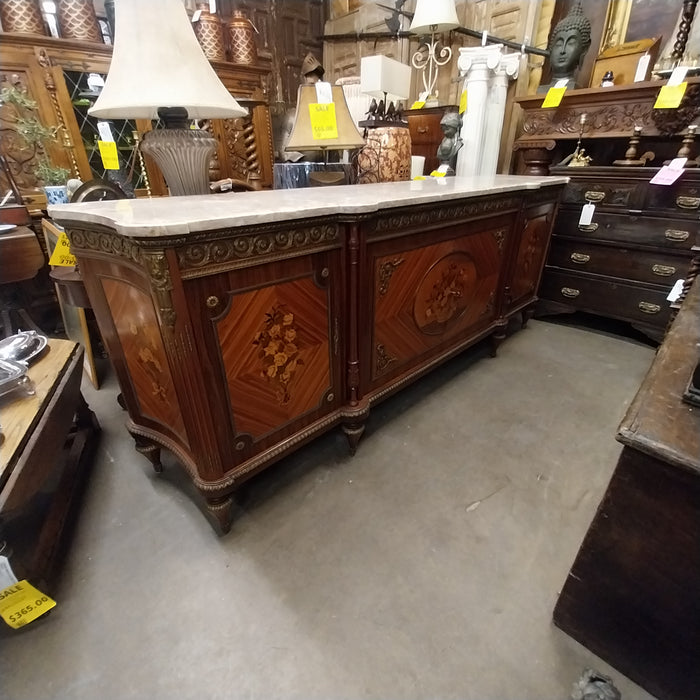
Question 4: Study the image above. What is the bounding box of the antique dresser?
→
[50,176,565,532]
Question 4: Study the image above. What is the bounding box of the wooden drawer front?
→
[553,208,697,251]
[645,180,700,216]
[562,180,641,209]
[540,270,673,328]
[548,240,690,287]
[407,115,442,145]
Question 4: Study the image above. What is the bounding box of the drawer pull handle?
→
[664,229,689,241]
[584,191,605,202]
[676,196,700,210]
[578,222,598,232]
[561,287,580,298]
[638,301,661,314]
[651,264,676,277]
[570,252,590,264]
[417,126,429,134]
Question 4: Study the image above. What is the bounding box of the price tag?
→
[209,0,216,12]
[667,66,688,87]
[541,86,566,109]
[634,53,650,82]
[667,279,684,302]
[98,140,120,170]
[579,203,595,226]
[650,165,685,185]
[314,81,333,104]
[0,580,56,629]
[459,89,467,114]
[654,82,687,109]
[668,157,688,170]
[87,73,105,91]
[308,103,338,140]
[192,9,202,22]
[410,100,426,110]
[48,231,77,267]
[97,121,114,142]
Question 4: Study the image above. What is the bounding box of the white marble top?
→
[48,175,568,238]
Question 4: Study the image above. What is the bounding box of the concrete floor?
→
[1,318,659,700]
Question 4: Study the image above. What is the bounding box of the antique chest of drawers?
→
[539,166,699,340]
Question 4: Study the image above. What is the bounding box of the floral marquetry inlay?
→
[253,305,304,406]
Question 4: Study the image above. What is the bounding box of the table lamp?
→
[89,0,248,196]
[357,56,412,183]
[410,0,460,104]
[285,83,366,185]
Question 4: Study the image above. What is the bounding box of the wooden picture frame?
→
[589,37,661,88]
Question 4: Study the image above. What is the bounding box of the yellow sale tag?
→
[541,86,566,108]
[0,580,56,629]
[308,103,338,140]
[430,170,447,177]
[654,82,687,109]
[98,139,120,169]
[48,231,77,267]
[459,89,468,114]
[410,100,426,110]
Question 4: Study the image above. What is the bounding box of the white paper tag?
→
[634,54,651,82]
[87,73,105,91]
[418,90,429,102]
[192,9,202,22]
[650,165,685,186]
[315,81,333,104]
[436,164,450,174]
[0,556,18,590]
[482,30,488,46]
[209,0,216,12]
[554,78,569,89]
[668,66,688,87]
[667,279,684,302]
[97,121,114,143]
[579,203,595,225]
[668,157,688,170]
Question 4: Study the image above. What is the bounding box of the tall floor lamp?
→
[89,0,248,196]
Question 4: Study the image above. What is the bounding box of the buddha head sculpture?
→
[547,1,592,87]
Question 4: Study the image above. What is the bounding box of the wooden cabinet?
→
[405,106,459,176]
[539,167,698,341]
[51,177,564,533]
[513,80,700,341]
[0,34,275,211]
[553,279,700,700]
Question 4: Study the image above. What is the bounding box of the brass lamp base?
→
[140,127,217,196]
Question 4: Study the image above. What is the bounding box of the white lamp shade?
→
[89,0,247,120]
[410,0,459,34]
[360,56,411,102]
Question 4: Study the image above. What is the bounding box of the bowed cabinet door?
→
[182,250,343,480]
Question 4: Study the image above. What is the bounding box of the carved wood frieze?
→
[142,252,176,329]
[177,223,339,275]
[651,85,700,136]
[374,197,521,233]
[375,343,397,374]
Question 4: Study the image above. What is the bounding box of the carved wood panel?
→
[370,226,504,384]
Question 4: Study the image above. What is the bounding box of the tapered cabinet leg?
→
[490,322,507,357]
[132,434,163,473]
[342,420,366,455]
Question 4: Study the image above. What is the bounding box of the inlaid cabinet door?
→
[507,202,556,312]
[184,251,342,470]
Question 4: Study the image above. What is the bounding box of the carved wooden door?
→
[184,250,342,474]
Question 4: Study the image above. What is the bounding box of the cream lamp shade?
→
[285,84,366,153]
[360,56,411,103]
[89,0,246,121]
[409,0,459,34]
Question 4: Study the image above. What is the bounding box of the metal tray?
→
[0,357,34,399]
[0,331,48,365]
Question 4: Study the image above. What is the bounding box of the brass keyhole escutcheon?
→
[206,295,219,308]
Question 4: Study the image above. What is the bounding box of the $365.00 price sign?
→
[0,580,56,629]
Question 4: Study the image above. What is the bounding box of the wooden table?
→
[0,338,99,590]
[553,280,700,700]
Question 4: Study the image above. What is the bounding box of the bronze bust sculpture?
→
[538,1,592,93]
[436,112,463,175]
